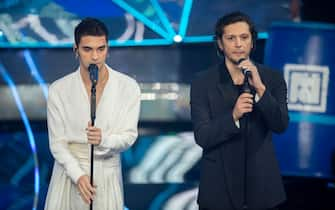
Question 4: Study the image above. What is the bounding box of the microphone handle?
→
[242,70,252,93]
[90,84,96,210]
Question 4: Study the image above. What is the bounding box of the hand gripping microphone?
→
[237,58,251,78]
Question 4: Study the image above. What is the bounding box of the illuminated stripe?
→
[182,35,213,43]
[0,39,173,48]
[150,0,176,37]
[129,136,180,183]
[163,188,198,210]
[150,137,189,182]
[178,0,193,38]
[113,0,171,40]
[149,184,179,210]
[0,63,40,210]
[183,33,269,43]
[134,21,145,41]
[110,39,172,46]
[289,112,335,125]
[271,21,335,30]
[0,33,269,48]
[166,142,201,182]
[23,50,48,99]
[117,13,136,42]
[0,42,73,48]
[258,32,269,39]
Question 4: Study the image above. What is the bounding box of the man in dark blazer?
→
[190,12,289,210]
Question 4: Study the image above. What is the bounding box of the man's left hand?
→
[238,59,266,97]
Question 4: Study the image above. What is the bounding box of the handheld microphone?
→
[88,64,99,86]
[237,58,252,94]
[237,58,251,77]
[88,63,98,210]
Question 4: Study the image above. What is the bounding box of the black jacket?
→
[190,62,289,210]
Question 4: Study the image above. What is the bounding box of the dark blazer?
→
[190,62,289,210]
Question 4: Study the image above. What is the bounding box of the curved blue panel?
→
[0,63,40,209]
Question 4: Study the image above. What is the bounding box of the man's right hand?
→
[232,93,254,121]
[77,175,96,204]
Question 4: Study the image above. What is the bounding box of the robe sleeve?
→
[95,82,141,154]
[47,84,85,183]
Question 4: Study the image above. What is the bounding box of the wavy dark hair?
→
[74,17,109,46]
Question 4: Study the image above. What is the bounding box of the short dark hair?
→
[74,17,109,46]
[214,11,257,47]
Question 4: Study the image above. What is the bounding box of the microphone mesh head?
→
[88,64,98,85]
[237,58,251,76]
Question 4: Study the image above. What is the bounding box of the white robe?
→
[44,65,141,210]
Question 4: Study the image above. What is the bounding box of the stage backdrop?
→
[264,21,335,179]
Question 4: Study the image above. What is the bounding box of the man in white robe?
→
[44,17,141,210]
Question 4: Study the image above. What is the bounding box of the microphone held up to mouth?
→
[237,58,251,78]
[238,58,252,94]
[88,64,99,86]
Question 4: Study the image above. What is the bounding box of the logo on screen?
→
[284,64,329,113]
